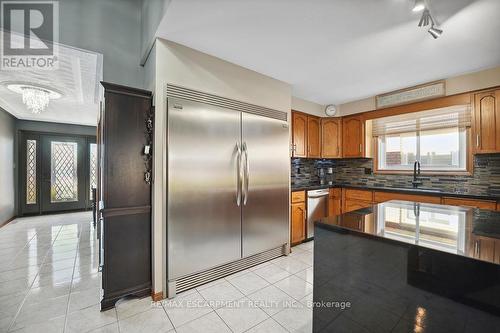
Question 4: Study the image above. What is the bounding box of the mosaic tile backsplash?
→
[291,154,500,196]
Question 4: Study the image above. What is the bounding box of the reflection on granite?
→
[313,201,500,332]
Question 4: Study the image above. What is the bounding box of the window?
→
[373,105,471,173]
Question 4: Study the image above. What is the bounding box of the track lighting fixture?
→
[418,9,432,27]
[414,3,444,39]
[412,0,426,12]
[428,25,443,39]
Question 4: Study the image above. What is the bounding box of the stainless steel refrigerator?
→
[166,85,290,297]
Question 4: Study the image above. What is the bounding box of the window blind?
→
[372,105,471,137]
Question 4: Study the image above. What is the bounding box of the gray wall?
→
[59,0,144,89]
[16,120,97,137]
[141,0,171,62]
[0,108,16,224]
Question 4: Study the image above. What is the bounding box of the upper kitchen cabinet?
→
[342,115,365,158]
[321,118,342,158]
[292,111,307,157]
[291,111,321,158]
[474,89,500,154]
[307,116,321,158]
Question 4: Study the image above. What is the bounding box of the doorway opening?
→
[19,131,97,216]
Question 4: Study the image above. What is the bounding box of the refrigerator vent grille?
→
[166,84,288,122]
[172,246,286,294]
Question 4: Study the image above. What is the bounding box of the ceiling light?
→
[5,82,62,114]
[412,0,426,12]
[418,9,432,27]
[428,26,443,39]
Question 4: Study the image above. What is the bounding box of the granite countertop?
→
[291,182,500,201]
[315,200,500,266]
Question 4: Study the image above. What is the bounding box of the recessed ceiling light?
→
[412,0,426,12]
[4,82,62,114]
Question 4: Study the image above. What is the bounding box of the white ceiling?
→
[0,32,102,126]
[157,0,500,105]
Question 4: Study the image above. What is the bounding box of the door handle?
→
[476,134,480,148]
[236,143,242,206]
[243,142,249,205]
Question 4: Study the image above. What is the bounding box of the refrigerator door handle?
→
[236,142,242,206]
[243,142,249,205]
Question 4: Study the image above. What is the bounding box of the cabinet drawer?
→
[443,197,497,210]
[291,191,306,203]
[344,189,373,202]
[374,192,441,204]
[344,200,372,213]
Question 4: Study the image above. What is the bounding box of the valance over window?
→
[372,105,471,137]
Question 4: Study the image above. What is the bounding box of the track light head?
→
[418,9,433,27]
[428,26,443,39]
[413,0,426,12]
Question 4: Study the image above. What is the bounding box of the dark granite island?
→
[313,200,500,333]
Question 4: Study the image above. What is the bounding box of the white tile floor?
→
[0,212,314,333]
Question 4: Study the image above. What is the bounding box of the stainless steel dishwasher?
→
[307,189,329,238]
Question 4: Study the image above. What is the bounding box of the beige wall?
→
[291,96,325,117]
[338,66,500,116]
[152,38,292,296]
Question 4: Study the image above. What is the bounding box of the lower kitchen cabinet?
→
[374,191,441,205]
[343,188,373,213]
[291,191,306,245]
[291,202,306,245]
[328,188,342,216]
[344,200,372,213]
[443,197,497,210]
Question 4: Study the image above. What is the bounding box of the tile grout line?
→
[195,283,235,333]
[62,220,86,333]
[6,224,64,332]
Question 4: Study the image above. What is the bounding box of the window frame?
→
[373,127,472,176]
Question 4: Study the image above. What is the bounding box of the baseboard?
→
[151,291,164,302]
[0,216,16,229]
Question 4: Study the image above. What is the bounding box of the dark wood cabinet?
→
[307,116,321,158]
[342,115,364,158]
[98,82,153,310]
[321,118,342,158]
[474,90,500,154]
[292,112,307,157]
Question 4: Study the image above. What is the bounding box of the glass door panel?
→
[50,141,79,203]
[89,143,97,200]
[41,136,86,212]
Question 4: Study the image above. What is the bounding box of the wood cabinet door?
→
[291,202,306,244]
[321,118,342,158]
[307,116,321,158]
[292,112,307,157]
[474,90,500,153]
[342,116,364,157]
[328,197,342,216]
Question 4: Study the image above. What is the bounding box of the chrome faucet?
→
[412,161,422,188]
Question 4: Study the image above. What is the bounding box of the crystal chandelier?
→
[4,82,62,114]
[21,87,50,114]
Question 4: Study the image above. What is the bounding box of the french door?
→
[19,131,97,215]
